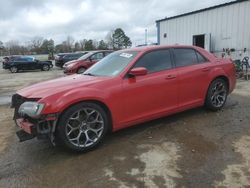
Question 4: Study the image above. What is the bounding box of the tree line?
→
[0,28,132,56]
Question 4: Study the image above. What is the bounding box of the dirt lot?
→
[0,68,249,188]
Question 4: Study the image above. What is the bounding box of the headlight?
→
[65,63,75,68]
[18,102,44,118]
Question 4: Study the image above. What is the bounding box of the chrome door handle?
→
[165,75,176,80]
[202,68,211,72]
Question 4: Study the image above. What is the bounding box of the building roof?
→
[156,0,249,23]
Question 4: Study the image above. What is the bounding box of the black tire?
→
[56,102,109,152]
[205,78,228,111]
[10,66,18,73]
[42,64,50,71]
[77,67,86,74]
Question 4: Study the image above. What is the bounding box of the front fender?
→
[39,88,111,114]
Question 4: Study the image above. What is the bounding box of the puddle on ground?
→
[214,136,250,187]
[0,92,13,106]
[104,142,182,188]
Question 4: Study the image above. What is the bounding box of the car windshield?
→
[78,52,94,60]
[83,51,138,76]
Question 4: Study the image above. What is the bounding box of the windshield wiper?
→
[83,73,95,76]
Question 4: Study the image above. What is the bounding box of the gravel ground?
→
[0,67,249,188]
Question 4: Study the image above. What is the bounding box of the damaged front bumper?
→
[12,94,58,144]
[15,117,58,143]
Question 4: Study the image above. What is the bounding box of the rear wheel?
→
[205,78,228,111]
[42,64,50,71]
[77,67,86,74]
[56,102,109,152]
[10,66,18,73]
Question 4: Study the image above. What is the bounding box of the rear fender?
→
[203,67,229,98]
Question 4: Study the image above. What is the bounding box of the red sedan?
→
[63,50,113,74]
[12,45,236,152]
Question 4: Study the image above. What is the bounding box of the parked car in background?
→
[12,45,236,152]
[54,53,70,64]
[2,55,22,69]
[3,56,53,73]
[55,52,87,68]
[63,50,113,74]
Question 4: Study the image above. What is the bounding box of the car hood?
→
[17,74,111,98]
[64,59,84,66]
[64,60,76,66]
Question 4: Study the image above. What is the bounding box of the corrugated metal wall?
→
[158,0,250,59]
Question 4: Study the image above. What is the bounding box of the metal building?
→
[156,0,250,60]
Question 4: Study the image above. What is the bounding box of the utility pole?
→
[0,41,3,56]
[145,29,148,46]
[111,30,115,50]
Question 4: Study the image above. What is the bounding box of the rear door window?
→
[173,48,199,67]
[195,51,208,63]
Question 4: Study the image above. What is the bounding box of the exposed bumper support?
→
[12,93,59,145]
[15,115,58,144]
[16,130,35,142]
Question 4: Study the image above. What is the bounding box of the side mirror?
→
[129,67,148,77]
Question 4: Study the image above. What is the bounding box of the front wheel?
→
[205,78,228,111]
[56,102,109,152]
[77,67,86,74]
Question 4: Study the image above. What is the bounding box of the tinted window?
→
[74,53,85,58]
[65,54,81,59]
[91,52,104,61]
[174,48,198,67]
[104,51,112,56]
[25,57,34,62]
[134,49,172,73]
[16,57,34,62]
[64,55,73,59]
[196,51,207,63]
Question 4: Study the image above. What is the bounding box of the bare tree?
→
[66,35,75,52]
[30,36,43,52]
[105,30,114,49]
[92,40,99,49]
[0,41,3,48]
[79,39,87,50]
[0,41,4,56]
[5,40,20,55]
[74,41,81,51]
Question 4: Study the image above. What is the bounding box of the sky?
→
[0,0,232,46]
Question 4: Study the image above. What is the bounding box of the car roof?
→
[58,53,71,55]
[121,45,204,53]
[87,50,113,53]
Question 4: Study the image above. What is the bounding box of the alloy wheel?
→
[65,108,104,148]
[210,81,227,108]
